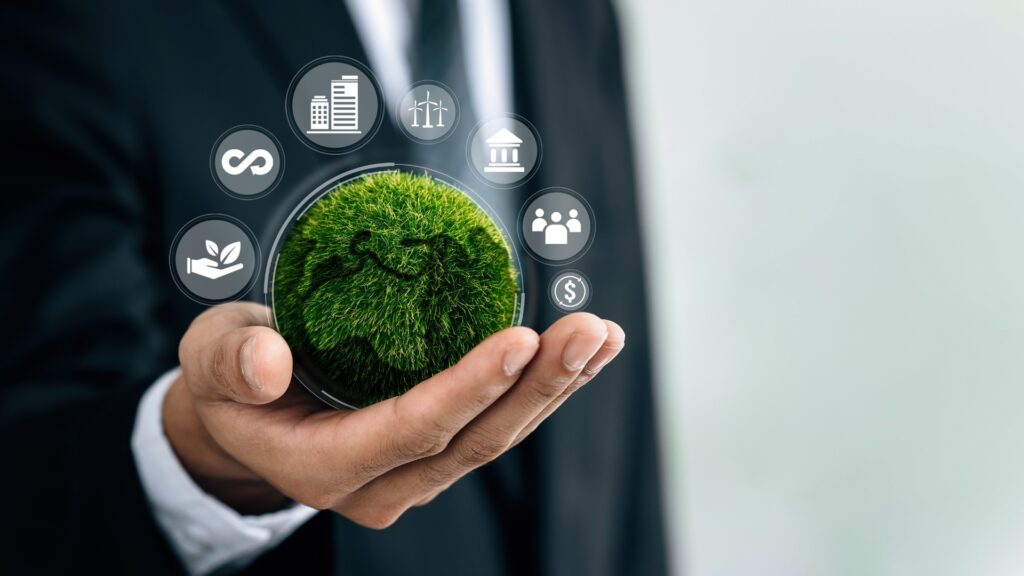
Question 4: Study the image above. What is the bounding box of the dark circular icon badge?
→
[286,56,384,154]
[170,214,261,305]
[519,187,595,264]
[550,270,592,312]
[467,115,542,188]
[397,81,460,144]
[210,125,284,199]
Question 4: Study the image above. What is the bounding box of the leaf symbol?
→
[206,240,219,257]
[220,241,241,265]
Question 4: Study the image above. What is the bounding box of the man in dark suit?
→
[0,1,667,574]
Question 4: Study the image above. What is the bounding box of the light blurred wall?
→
[615,0,1024,574]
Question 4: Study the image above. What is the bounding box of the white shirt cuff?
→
[131,367,319,576]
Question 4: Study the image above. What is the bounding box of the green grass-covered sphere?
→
[273,171,519,408]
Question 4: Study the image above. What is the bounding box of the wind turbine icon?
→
[407,90,449,129]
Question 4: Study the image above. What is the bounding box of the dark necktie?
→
[408,0,474,183]
[412,0,470,106]
[409,1,536,571]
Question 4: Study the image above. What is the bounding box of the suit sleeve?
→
[0,3,185,573]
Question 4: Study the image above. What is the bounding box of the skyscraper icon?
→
[310,96,329,130]
[307,75,361,134]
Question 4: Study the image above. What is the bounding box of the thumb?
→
[179,303,293,405]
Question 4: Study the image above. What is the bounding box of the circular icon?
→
[519,188,595,264]
[286,56,384,154]
[397,81,459,144]
[550,270,592,312]
[467,115,542,187]
[210,126,284,199]
[170,215,261,305]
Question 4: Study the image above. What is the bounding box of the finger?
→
[335,325,541,480]
[179,302,292,405]
[476,312,609,440]
[400,322,623,512]
[511,319,625,446]
[341,313,608,517]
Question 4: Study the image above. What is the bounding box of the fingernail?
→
[239,337,264,391]
[503,345,535,376]
[562,331,606,371]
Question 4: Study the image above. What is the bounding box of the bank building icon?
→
[308,75,361,134]
[483,128,524,173]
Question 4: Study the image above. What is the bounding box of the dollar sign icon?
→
[564,280,577,303]
[551,272,590,312]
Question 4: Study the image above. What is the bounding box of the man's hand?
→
[163,302,624,528]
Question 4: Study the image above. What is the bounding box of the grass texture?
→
[273,171,519,408]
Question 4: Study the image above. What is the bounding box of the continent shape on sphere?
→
[273,171,519,408]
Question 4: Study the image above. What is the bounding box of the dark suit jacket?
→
[0,1,667,574]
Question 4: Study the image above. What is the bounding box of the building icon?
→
[307,75,361,134]
[310,96,329,130]
[484,128,525,173]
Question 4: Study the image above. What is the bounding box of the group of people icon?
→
[531,208,581,245]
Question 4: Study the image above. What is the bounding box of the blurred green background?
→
[616,0,1024,574]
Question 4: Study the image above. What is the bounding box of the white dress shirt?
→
[131,2,512,575]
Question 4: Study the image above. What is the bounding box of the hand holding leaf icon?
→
[187,239,244,280]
